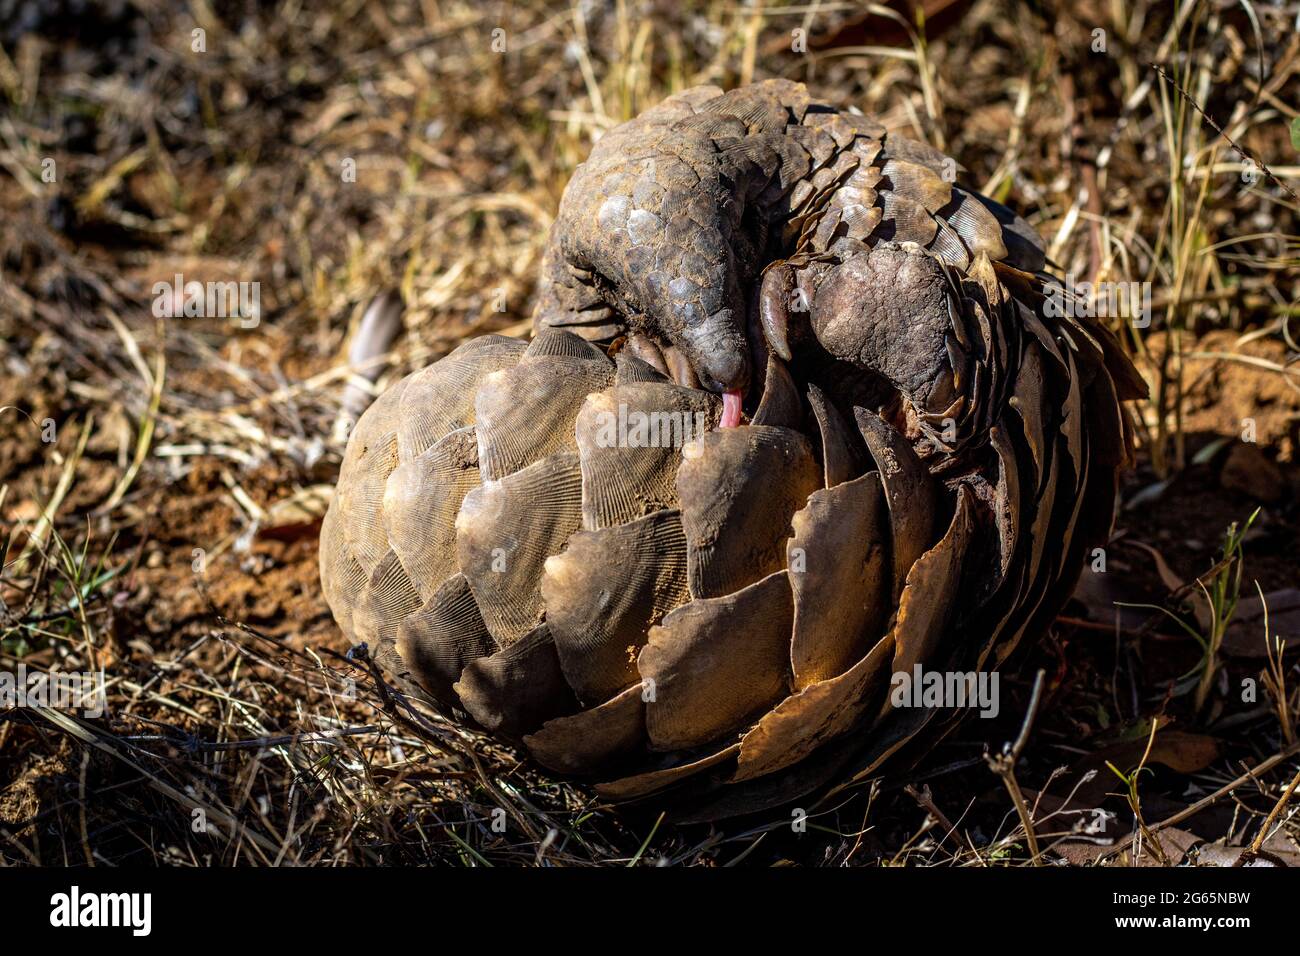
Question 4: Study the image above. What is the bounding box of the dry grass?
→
[1,0,1299,866]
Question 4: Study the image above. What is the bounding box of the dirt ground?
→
[1,0,1299,866]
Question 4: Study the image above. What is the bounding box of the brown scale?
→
[320,83,1147,818]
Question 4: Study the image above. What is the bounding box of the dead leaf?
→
[257,483,332,539]
[1218,588,1300,659]
[1128,540,1186,593]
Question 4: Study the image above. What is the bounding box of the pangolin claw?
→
[758,263,796,362]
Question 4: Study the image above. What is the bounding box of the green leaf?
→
[1291,116,1300,152]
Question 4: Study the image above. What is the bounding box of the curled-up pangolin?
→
[320,80,1146,819]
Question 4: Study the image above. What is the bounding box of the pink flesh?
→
[720,389,744,428]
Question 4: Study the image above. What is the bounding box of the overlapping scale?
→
[382,427,480,602]
[787,472,890,688]
[323,301,1138,820]
[350,549,423,673]
[454,624,577,735]
[541,508,690,705]
[638,569,795,752]
[854,407,939,602]
[524,683,647,774]
[321,80,1145,820]
[335,377,407,575]
[397,573,497,704]
[318,504,366,639]
[456,451,584,646]
[474,332,613,482]
[676,426,821,599]
[396,334,526,460]
[574,382,717,530]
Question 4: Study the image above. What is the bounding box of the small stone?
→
[1220,442,1285,502]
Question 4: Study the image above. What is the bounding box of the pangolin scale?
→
[320,80,1145,820]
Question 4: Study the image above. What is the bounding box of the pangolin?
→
[320,81,1145,819]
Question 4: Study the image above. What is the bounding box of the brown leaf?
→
[1220,588,1300,659]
